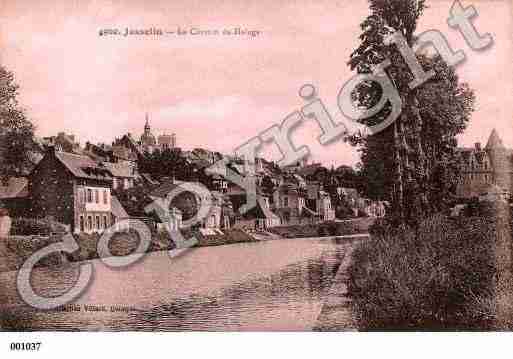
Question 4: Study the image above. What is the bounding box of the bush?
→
[11,217,67,236]
[196,229,256,247]
[268,218,374,238]
[348,214,508,330]
[6,234,66,268]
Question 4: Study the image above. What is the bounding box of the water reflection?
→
[1,239,349,331]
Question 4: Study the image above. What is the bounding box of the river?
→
[0,238,353,331]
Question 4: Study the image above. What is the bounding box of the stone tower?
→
[486,129,511,191]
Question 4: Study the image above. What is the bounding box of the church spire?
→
[144,112,150,131]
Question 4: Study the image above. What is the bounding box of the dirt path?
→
[313,241,359,331]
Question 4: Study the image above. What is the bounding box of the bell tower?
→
[144,113,151,136]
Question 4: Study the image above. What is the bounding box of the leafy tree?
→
[138,147,194,181]
[0,66,38,181]
[113,183,155,217]
[348,0,474,226]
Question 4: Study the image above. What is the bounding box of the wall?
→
[29,153,75,228]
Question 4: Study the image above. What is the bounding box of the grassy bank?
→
[0,227,261,272]
[268,218,374,238]
[1,229,176,272]
[196,229,258,247]
[347,214,511,330]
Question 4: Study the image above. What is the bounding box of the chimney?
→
[475,142,481,151]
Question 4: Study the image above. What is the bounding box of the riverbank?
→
[0,218,373,273]
[268,218,374,239]
[0,238,355,331]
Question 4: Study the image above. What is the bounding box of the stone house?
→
[41,132,81,153]
[149,180,231,232]
[28,147,115,234]
[102,161,137,191]
[457,129,513,199]
[273,179,308,224]
[230,194,281,230]
[306,182,335,221]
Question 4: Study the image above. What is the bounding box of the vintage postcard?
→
[0,0,512,354]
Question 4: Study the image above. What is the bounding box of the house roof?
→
[111,195,129,218]
[54,151,113,181]
[0,177,29,199]
[228,194,277,220]
[149,181,181,198]
[141,173,159,186]
[486,129,505,149]
[112,145,137,161]
[102,162,136,178]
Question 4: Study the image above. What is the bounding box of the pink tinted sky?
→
[0,0,511,167]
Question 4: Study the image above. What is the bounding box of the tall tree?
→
[348,0,474,226]
[0,66,37,181]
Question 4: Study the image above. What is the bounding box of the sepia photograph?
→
[0,0,512,356]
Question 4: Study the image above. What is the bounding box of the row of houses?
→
[0,118,385,236]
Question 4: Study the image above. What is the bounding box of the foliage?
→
[348,214,506,330]
[138,147,195,182]
[113,183,156,217]
[6,234,65,268]
[196,229,256,247]
[0,66,38,180]
[268,218,374,238]
[10,217,67,236]
[348,0,475,226]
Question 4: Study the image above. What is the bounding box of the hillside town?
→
[0,114,389,238]
[1,113,512,240]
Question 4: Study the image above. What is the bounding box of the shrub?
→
[6,234,66,268]
[348,214,508,330]
[11,217,67,236]
[196,229,256,247]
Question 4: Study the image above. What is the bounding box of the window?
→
[79,216,84,232]
[103,190,108,204]
[77,189,83,203]
[283,197,289,207]
[95,190,99,203]
[96,216,100,230]
[103,215,108,229]
[87,216,92,231]
[87,189,93,203]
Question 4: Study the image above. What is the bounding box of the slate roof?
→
[102,162,136,178]
[54,151,113,181]
[486,129,505,149]
[229,194,279,220]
